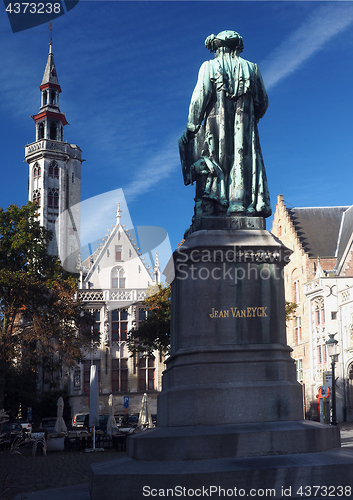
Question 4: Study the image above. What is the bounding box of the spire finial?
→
[116,202,122,224]
[48,22,53,51]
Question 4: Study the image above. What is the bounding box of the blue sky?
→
[1,1,353,271]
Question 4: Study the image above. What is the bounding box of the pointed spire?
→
[116,203,122,224]
[41,41,59,86]
[154,252,161,284]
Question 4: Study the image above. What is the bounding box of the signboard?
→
[324,371,332,387]
[124,396,129,409]
[321,386,328,398]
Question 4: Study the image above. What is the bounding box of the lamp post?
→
[325,333,340,426]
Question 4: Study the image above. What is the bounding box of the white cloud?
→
[261,3,353,90]
[123,137,180,202]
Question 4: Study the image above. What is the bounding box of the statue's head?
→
[205,30,244,54]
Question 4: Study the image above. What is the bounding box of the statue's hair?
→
[205,31,244,54]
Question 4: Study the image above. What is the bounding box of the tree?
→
[285,301,298,321]
[127,284,171,358]
[0,202,93,409]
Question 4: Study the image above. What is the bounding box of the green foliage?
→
[285,301,298,321]
[127,284,171,357]
[0,202,93,407]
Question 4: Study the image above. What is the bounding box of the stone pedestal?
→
[90,220,345,500]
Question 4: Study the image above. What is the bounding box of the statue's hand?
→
[179,129,191,145]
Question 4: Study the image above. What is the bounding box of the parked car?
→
[14,418,32,434]
[0,422,23,444]
[39,417,57,435]
[83,414,111,433]
[121,414,139,427]
[71,413,88,428]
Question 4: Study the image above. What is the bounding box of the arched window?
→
[50,122,57,140]
[51,90,56,105]
[33,190,41,207]
[42,90,47,106]
[48,161,59,178]
[38,122,44,139]
[314,297,325,326]
[111,267,125,288]
[48,188,59,209]
[33,163,41,178]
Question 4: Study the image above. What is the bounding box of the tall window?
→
[138,309,147,325]
[295,359,303,381]
[111,358,128,392]
[111,309,128,342]
[294,316,302,344]
[293,279,300,304]
[115,245,122,261]
[48,161,59,178]
[50,122,57,140]
[111,267,125,288]
[87,309,101,342]
[314,298,325,326]
[83,360,101,393]
[38,122,44,139]
[33,190,41,207]
[33,163,41,178]
[48,188,59,209]
[138,356,155,391]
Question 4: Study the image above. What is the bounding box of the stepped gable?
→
[287,206,348,258]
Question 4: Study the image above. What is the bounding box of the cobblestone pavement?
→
[2,423,353,500]
[0,442,125,500]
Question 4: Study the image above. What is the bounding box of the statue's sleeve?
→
[186,61,212,134]
[253,64,268,122]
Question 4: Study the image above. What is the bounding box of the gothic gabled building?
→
[272,195,353,422]
[73,205,164,417]
[25,42,82,273]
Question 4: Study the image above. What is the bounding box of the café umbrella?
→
[107,394,117,434]
[54,396,67,436]
[86,364,103,452]
[138,393,152,428]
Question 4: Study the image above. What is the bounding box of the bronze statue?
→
[179,30,271,220]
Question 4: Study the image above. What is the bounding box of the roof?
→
[287,206,349,258]
[335,205,353,271]
[41,43,59,87]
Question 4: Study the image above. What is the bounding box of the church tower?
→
[25,42,82,272]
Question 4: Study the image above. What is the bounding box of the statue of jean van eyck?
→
[179,30,271,221]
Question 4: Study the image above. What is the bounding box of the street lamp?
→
[325,333,340,426]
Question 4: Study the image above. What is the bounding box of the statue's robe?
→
[186,52,271,217]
